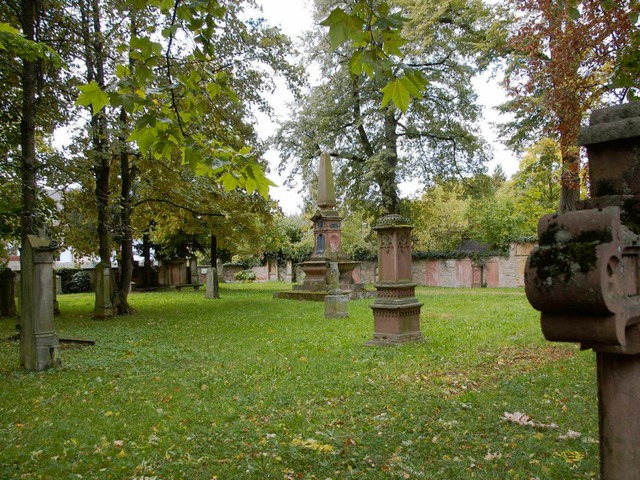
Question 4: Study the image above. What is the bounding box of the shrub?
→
[67,270,92,293]
[234,269,256,282]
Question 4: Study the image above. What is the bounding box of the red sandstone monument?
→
[525,102,640,479]
[367,213,423,345]
[273,152,369,301]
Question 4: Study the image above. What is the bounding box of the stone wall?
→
[347,242,535,288]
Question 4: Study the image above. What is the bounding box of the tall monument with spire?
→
[274,152,369,300]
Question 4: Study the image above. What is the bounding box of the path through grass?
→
[0,284,598,479]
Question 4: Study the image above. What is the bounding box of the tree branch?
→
[132,197,224,217]
[166,0,185,136]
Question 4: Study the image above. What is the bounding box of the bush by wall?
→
[234,270,256,282]
[67,270,93,293]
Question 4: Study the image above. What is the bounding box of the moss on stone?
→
[529,229,611,289]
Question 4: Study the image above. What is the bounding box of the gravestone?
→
[204,266,220,299]
[367,214,423,345]
[284,260,293,283]
[274,152,370,301]
[20,234,61,370]
[93,262,114,318]
[189,257,198,284]
[324,261,348,318]
[525,102,640,479]
[0,268,16,317]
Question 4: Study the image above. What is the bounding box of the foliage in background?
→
[234,269,257,282]
[66,271,93,294]
[500,0,638,211]
[275,0,497,214]
[409,183,470,252]
[404,140,561,254]
[263,214,314,264]
[341,210,377,261]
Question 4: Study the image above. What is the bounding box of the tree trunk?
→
[82,0,113,317]
[90,0,110,265]
[20,0,38,243]
[115,105,134,314]
[559,139,581,213]
[380,107,400,214]
[142,230,153,287]
[18,0,39,338]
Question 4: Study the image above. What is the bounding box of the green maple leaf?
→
[76,81,110,116]
[320,8,364,50]
[381,78,411,112]
[127,126,157,154]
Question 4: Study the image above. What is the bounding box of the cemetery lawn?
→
[0,284,598,479]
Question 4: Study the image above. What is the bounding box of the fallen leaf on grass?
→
[290,437,335,453]
[502,412,557,429]
[484,451,501,461]
[554,450,584,463]
[558,430,581,440]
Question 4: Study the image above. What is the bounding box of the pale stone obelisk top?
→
[317,152,336,210]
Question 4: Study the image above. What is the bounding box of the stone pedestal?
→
[93,262,114,319]
[284,260,293,283]
[20,235,61,371]
[597,352,640,479]
[525,102,640,479]
[0,268,16,317]
[367,214,423,345]
[204,267,220,299]
[324,294,349,318]
[325,262,348,318]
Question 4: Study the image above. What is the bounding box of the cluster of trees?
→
[275,0,638,217]
[1,0,302,314]
[409,137,564,254]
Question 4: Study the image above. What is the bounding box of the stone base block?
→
[31,331,61,371]
[325,294,348,318]
[93,264,114,319]
[273,290,377,302]
[365,331,424,346]
[367,299,423,346]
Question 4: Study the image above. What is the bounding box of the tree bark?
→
[20,0,38,243]
[89,0,110,265]
[380,107,400,214]
[115,105,134,314]
[18,0,40,338]
[142,230,153,287]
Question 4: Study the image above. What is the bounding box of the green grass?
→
[0,284,598,479]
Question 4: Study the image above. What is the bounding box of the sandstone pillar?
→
[20,235,61,370]
[93,262,114,318]
[367,214,423,345]
[204,266,220,299]
[525,102,640,479]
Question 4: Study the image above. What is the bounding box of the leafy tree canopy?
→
[275,0,497,216]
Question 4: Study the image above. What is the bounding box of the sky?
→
[251,0,520,215]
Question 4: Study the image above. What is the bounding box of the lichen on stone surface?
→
[530,229,611,289]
